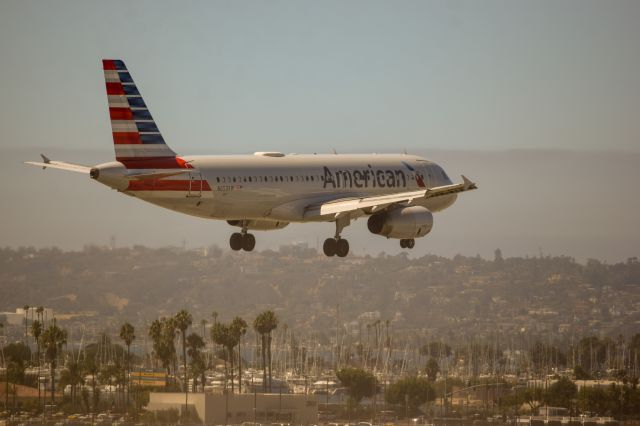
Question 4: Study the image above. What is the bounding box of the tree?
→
[83,356,100,422]
[337,367,378,410]
[385,376,435,415]
[119,322,135,413]
[253,310,278,392]
[60,360,84,409]
[41,321,68,404]
[23,304,29,345]
[6,360,25,413]
[231,317,248,393]
[522,386,545,413]
[545,377,577,412]
[174,309,193,418]
[30,320,43,407]
[574,365,592,380]
[211,322,235,392]
[425,357,439,382]
[149,317,177,388]
[3,342,31,364]
[186,333,205,392]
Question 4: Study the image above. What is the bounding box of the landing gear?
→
[323,238,337,256]
[324,216,351,257]
[230,233,243,251]
[229,222,256,252]
[323,237,350,257]
[400,238,415,249]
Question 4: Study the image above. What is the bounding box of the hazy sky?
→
[1,1,639,261]
[1,0,639,154]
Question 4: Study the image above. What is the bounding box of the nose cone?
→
[91,161,128,191]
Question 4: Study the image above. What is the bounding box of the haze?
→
[0,1,638,262]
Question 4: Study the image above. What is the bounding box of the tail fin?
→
[102,59,178,166]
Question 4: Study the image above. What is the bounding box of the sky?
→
[0,1,639,261]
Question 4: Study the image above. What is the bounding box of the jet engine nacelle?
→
[227,219,289,231]
[367,206,433,239]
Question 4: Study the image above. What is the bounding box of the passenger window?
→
[233,177,236,183]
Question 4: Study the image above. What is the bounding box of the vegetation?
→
[253,310,278,392]
[119,321,135,414]
[174,309,192,417]
[336,367,377,408]
[385,376,436,415]
[41,320,67,403]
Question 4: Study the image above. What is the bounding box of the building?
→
[147,392,317,425]
[0,307,54,326]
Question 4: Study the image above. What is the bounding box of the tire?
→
[230,233,243,251]
[336,239,349,257]
[323,238,337,257]
[242,233,256,251]
[400,239,407,249]
[407,239,415,249]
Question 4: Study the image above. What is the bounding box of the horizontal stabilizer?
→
[25,155,91,174]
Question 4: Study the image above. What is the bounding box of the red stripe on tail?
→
[109,108,133,120]
[113,132,142,144]
[106,82,124,95]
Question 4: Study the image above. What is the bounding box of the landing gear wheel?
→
[242,233,256,251]
[400,239,407,249]
[323,238,337,257]
[336,239,349,257]
[230,233,243,251]
[406,238,415,249]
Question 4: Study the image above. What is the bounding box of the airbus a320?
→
[27,59,477,257]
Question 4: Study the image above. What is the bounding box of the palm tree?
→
[186,333,205,392]
[231,317,248,393]
[253,310,278,392]
[211,322,234,391]
[41,320,67,404]
[119,322,135,414]
[23,305,30,345]
[30,320,43,408]
[83,356,100,422]
[174,310,193,419]
[149,318,177,388]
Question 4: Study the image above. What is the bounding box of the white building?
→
[147,392,317,425]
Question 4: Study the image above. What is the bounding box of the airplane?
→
[26,59,477,257]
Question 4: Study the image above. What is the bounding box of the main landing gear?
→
[229,221,256,252]
[400,238,415,249]
[323,216,350,257]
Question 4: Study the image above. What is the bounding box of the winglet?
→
[461,175,477,190]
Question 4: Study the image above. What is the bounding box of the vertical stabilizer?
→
[102,59,178,166]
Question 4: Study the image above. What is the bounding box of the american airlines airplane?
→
[27,59,477,257]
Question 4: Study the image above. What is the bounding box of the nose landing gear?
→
[399,238,415,249]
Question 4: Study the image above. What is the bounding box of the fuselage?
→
[95,153,457,223]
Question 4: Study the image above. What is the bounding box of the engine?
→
[367,206,433,239]
[227,219,289,231]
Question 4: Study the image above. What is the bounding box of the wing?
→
[25,154,91,174]
[304,175,477,219]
